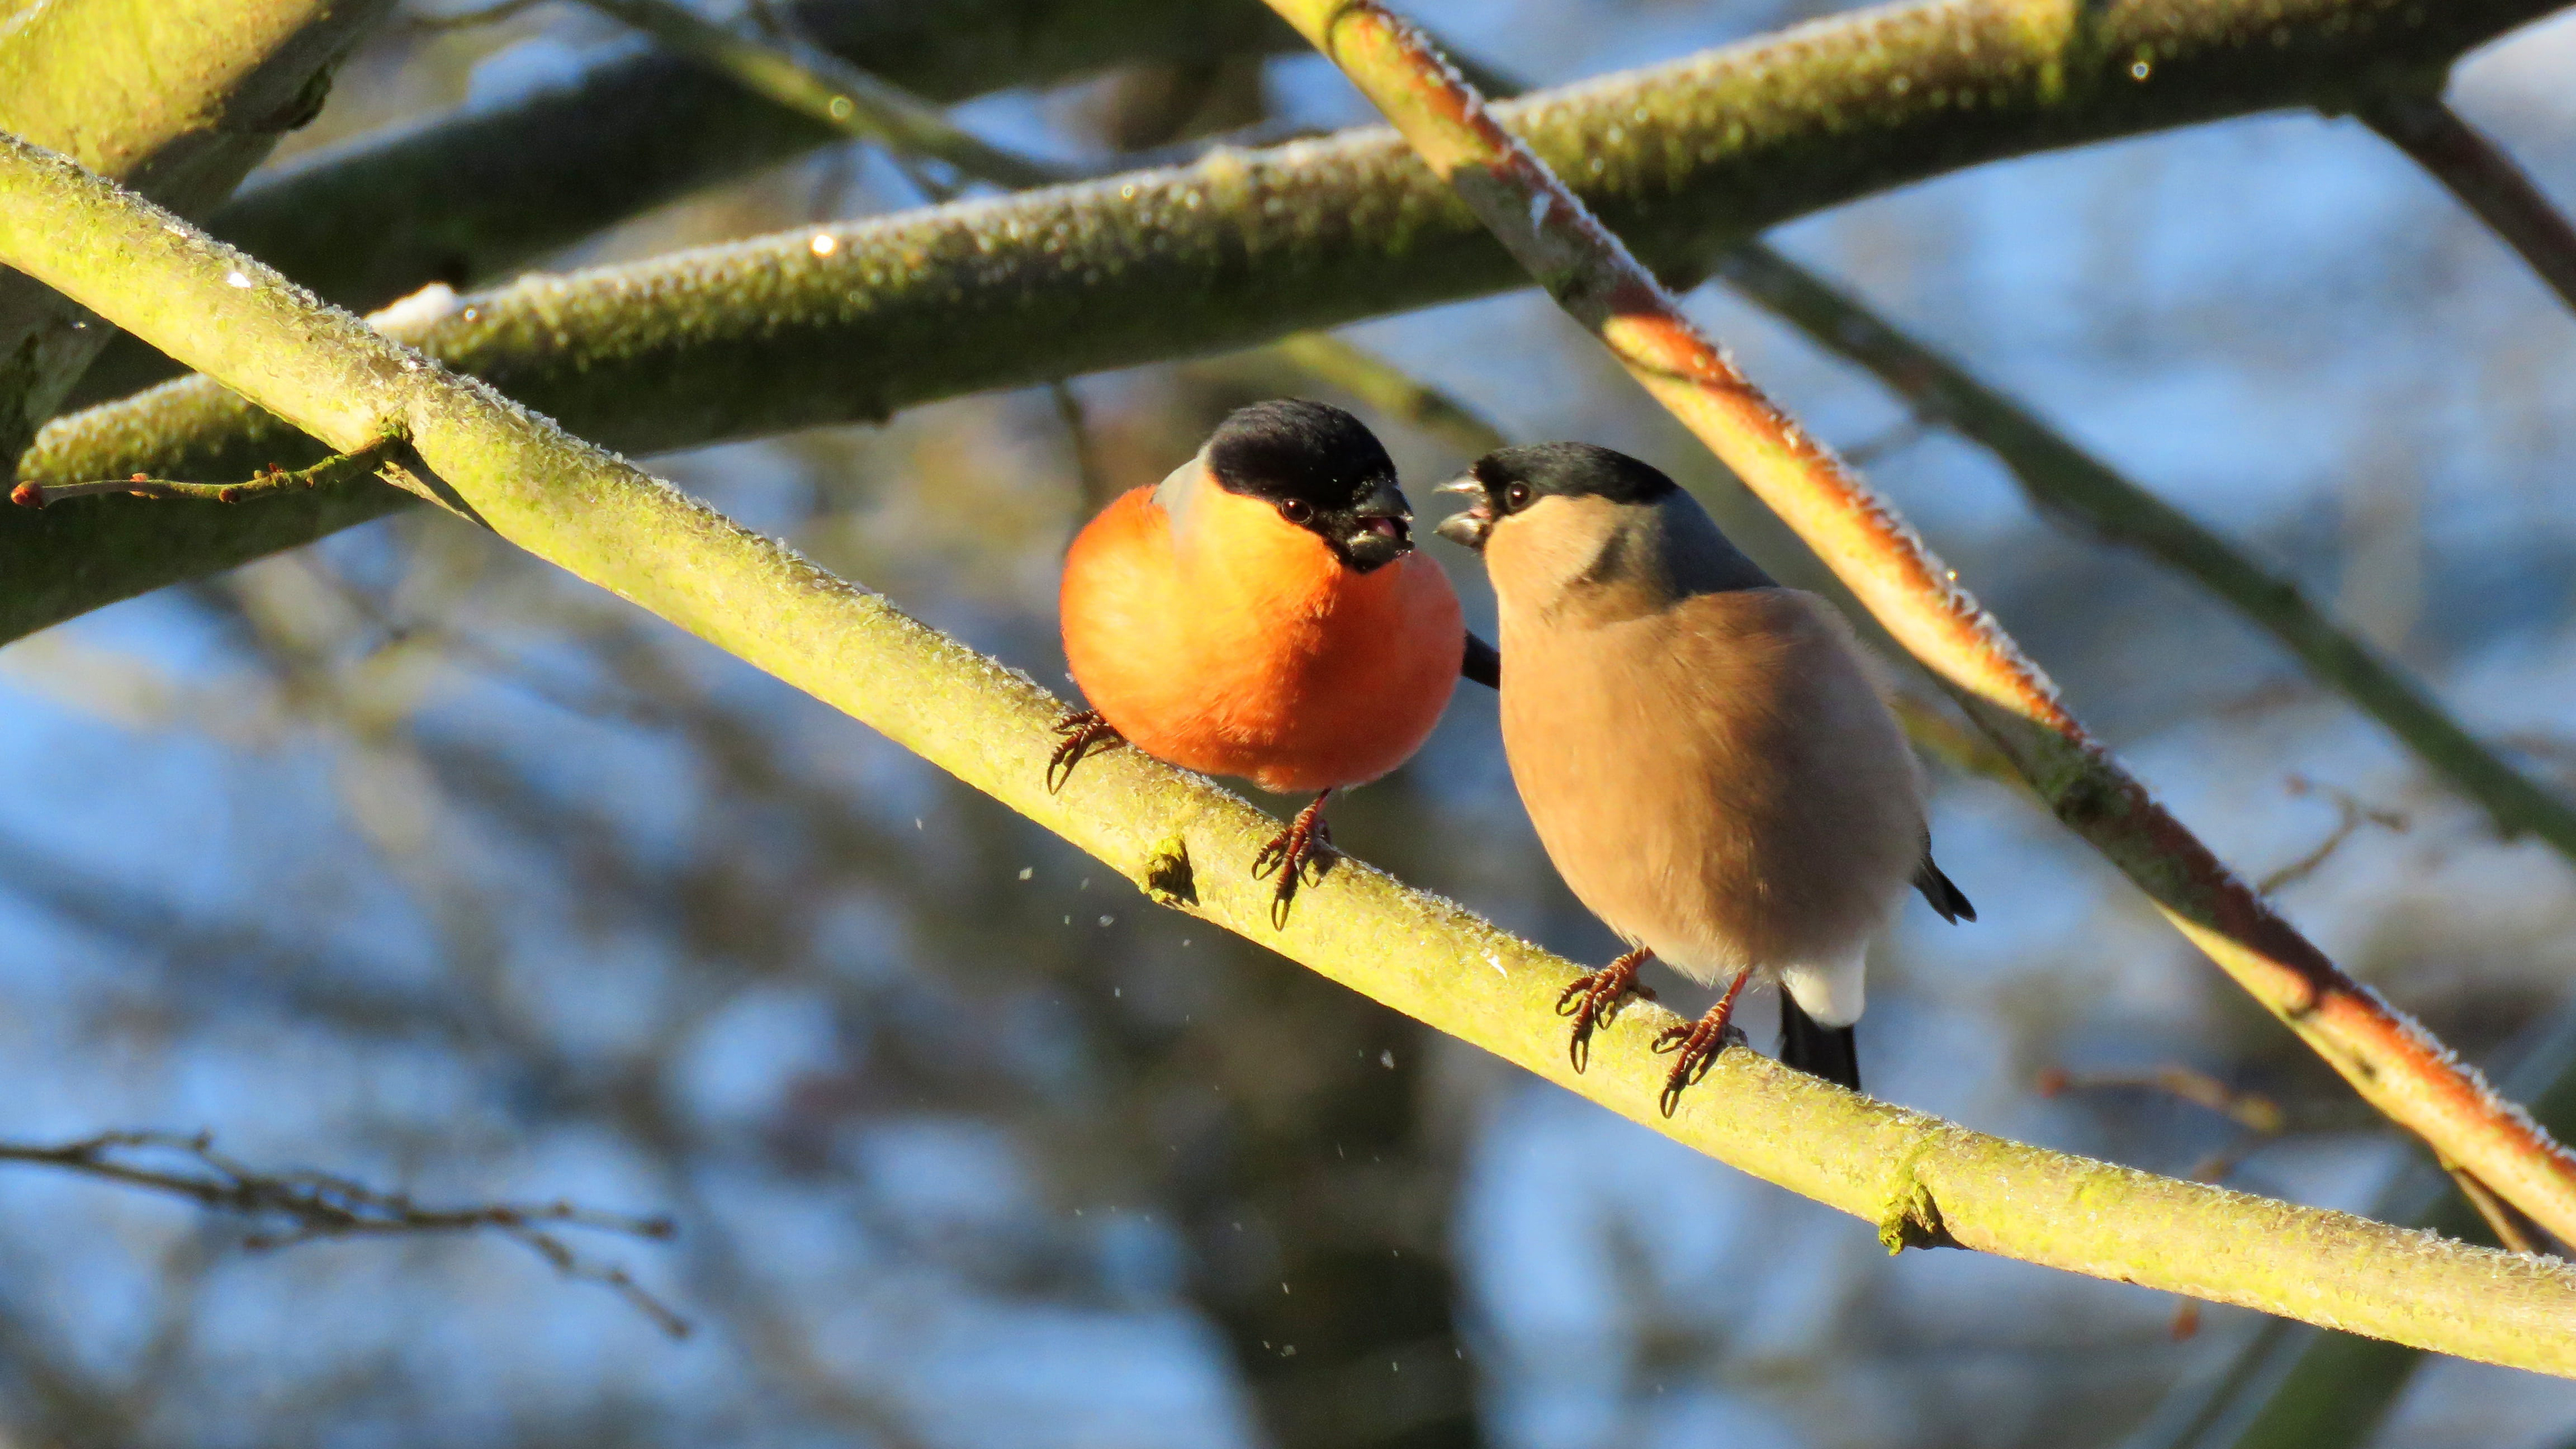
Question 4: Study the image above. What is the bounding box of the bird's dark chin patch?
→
[1336,518,1411,573]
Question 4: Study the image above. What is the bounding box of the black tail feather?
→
[1461,630,1501,689]
[1778,994,1861,1092]
[1913,855,1975,924]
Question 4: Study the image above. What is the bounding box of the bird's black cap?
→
[1468,442,1680,507]
[1206,399,1413,573]
[1208,399,1399,513]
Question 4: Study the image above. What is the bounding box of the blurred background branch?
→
[2361,91,2576,315]
[573,0,1075,188]
[0,1129,684,1334]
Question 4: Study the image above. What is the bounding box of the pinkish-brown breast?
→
[1498,585,1922,981]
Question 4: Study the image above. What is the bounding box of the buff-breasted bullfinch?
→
[1436,443,1972,1110]
[1054,399,1483,925]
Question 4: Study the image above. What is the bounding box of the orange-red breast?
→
[1053,400,1469,924]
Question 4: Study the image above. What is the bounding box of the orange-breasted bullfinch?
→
[1435,443,1972,1110]
[1054,399,1487,925]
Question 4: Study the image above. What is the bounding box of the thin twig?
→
[1047,381,1119,511]
[11,434,405,508]
[1256,0,2576,1247]
[2362,91,2576,317]
[2440,1159,2546,1256]
[575,0,1072,189]
[0,1130,686,1335]
[397,0,551,30]
[2257,775,2409,896]
[2037,1065,2288,1136]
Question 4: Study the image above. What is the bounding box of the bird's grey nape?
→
[1657,490,1777,597]
[1569,490,1776,606]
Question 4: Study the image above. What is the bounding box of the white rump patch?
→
[1778,946,1867,1028]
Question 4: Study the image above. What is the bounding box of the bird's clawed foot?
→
[1556,948,1656,1073]
[1047,709,1125,792]
[1650,971,1752,1117]
[1251,790,1335,929]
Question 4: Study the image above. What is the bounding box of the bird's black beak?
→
[1433,476,1491,551]
[1336,475,1413,573]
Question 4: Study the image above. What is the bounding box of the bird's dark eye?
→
[1278,498,1314,525]
[1504,483,1532,511]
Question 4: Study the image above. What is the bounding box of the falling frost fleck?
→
[1379,1050,1395,1069]
[1018,867,1033,880]
[1097,914,1114,927]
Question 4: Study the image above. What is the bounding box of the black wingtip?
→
[1913,857,1975,924]
[1461,630,1501,690]
[1778,994,1860,1092]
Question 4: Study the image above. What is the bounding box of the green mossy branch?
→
[0,0,395,464]
[60,0,1299,407]
[14,0,2568,643]
[7,133,2576,1375]
[215,0,1290,314]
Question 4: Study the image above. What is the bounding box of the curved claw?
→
[1555,949,1655,1073]
[1649,972,1752,1116]
[1046,710,1124,794]
[1253,792,1335,929]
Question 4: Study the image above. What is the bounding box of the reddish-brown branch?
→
[1260,0,2576,1244]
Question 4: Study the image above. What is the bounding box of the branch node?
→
[1140,836,1197,907]
[9,434,406,508]
[1877,1155,1960,1254]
